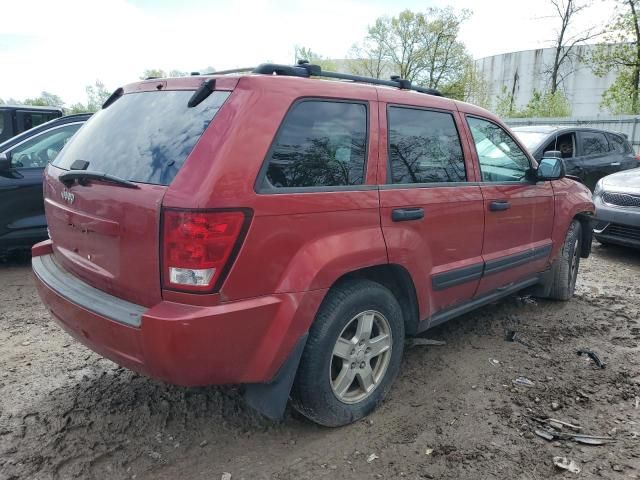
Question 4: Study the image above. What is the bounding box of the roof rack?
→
[251,61,443,97]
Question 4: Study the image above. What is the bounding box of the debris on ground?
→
[512,376,534,387]
[407,338,446,347]
[366,453,379,463]
[505,330,533,348]
[576,349,606,369]
[221,473,232,480]
[553,456,580,474]
[489,358,500,366]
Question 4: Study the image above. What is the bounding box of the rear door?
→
[44,89,230,307]
[379,105,485,319]
[463,116,554,296]
[606,132,638,172]
[576,130,614,190]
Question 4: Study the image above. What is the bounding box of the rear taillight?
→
[162,209,249,293]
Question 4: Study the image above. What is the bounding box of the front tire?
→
[291,279,405,427]
[548,220,582,300]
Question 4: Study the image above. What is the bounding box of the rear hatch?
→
[44,87,230,307]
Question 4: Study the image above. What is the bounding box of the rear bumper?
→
[593,197,640,248]
[33,249,325,386]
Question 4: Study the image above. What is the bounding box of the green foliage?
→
[293,46,337,71]
[494,85,516,117]
[22,91,64,108]
[440,61,491,108]
[349,8,471,90]
[590,0,640,113]
[497,88,571,118]
[66,80,111,113]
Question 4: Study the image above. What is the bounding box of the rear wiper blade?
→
[59,170,139,189]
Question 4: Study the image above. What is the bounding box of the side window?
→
[467,117,531,182]
[581,131,609,155]
[263,100,367,189]
[607,133,630,154]
[387,107,466,184]
[542,132,575,159]
[9,124,81,169]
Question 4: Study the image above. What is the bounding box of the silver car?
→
[593,169,640,248]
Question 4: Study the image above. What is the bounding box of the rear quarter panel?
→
[163,76,388,332]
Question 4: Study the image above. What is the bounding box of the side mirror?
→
[0,152,10,172]
[543,150,562,159]
[537,156,566,181]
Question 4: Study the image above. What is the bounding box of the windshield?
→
[53,90,230,185]
[512,131,549,151]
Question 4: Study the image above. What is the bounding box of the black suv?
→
[0,105,63,143]
[0,113,90,256]
[513,126,639,190]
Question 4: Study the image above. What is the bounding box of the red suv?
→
[32,63,595,426]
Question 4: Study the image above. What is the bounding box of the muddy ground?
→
[0,243,639,480]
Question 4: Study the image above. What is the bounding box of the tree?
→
[22,91,65,108]
[547,0,600,94]
[591,0,640,113]
[140,68,167,79]
[495,86,571,118]
[348,38,386,79]
[66,80,111,114]
[349,8,471,90]
[440,60,491,108]
[293,46,337,71]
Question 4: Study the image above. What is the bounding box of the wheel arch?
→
[328,263,421,336]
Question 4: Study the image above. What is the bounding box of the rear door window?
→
[387,107,466,184]
[261,100,367,189]
[580,131,609,156]
[53,90,230,185]
[10,124,82,168]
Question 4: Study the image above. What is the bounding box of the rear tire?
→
[291,279,404,427]
[548,220,582,301]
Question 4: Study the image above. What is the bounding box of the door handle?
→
[392,207,424,222]
[489,200,511,212]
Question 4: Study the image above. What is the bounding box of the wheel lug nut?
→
[360,362,365,368]
[350,362,355,369]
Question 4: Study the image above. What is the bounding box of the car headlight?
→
[593,179,604,197]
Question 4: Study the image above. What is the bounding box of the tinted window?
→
[581,131,609,155]
[10,124,82,168]
[388,107,466,184]
[54,90,230,185]
[467,117,531,182]
[263,101,367,189]
[607,134,630,154]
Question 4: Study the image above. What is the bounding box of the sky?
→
[0,0,618,105]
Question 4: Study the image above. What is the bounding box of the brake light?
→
[162,209,249,293]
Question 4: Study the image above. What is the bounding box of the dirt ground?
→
[0,243,639,480]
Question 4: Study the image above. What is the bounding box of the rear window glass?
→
[388,107,466,184]
[262,100,367,189]
[607,133,631,153]
[53,90,230,185]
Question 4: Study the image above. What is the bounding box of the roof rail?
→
[251,61,443,97]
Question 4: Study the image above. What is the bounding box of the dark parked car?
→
[512,126,639,190]
[0,105,63,143]
[593,169,640,249]
[0,114,90,256]
[31,64,594,426]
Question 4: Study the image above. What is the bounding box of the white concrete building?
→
[475,44,620,116]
